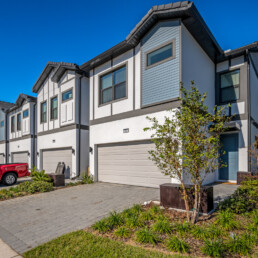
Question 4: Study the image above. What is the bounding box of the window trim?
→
[40,101,47,124]
[61,88,73,103]
[98,63,128,107]
[145,39,176,70]
[50,95,58,121]
[219,69,240,104]
[11,116,15,133]
[17,113,21,131]
[23,109,29,118]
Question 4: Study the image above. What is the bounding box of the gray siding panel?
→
[141,20,180,106]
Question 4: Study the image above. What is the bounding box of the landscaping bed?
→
[0,173,93,201]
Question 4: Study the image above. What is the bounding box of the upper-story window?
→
[11,116,15,132]
[50,96,58,120]
[40,101,47,123]
[62,89,73,102]
[17,113,21,131]
[220,70,240,103]
[23,109,29,118]
[0,121,4,128]
[100,66,126,105]
[146,41,175,69]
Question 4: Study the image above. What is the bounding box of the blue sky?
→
[0,0,257,103]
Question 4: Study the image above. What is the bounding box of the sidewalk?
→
[0,239,21,258]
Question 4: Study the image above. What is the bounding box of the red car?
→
[0,163,30,186]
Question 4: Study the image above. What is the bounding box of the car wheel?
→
[3,173,17,186]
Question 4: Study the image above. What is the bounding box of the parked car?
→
[0,163,30,186]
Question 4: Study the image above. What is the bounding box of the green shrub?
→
[218,179,258,214]
[150,206,163,216]
[152,220,173,234]
[114,226,132,239]
[125,215,144,228]
[30,167,52,182]
[207,224,226,238]
[139,211,154,223]
[166,236,189,253]
[201,239,225,257]
[107,211,124,229]
[242,232,257,246]
[191,225,211,239]
[227,235,252,255]
[131,204,142,214]
[81,174,94,184]
[135,228,159,245]
[215,210,238,230]
[24,181,53,193]
[92,219,110,233]
[173,221,191,236]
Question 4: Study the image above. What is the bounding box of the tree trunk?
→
[191,183,199,224]
[180,182,191,222]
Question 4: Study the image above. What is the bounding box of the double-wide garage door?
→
[98,141,170,188]
[42,148,72,178]
[12,152,29,163]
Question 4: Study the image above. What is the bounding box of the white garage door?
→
[12,152,29,163]
[42,148,72,178]
[98,142,171,188]
[0,154,5,164]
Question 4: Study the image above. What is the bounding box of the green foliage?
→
[227,235,252,255]
[144,83,230,223]
[173,221,191,236]
[125,215,144,229]
[114,226,132,239]
[215,210,238,230]
[201,240,225,257]
[0,181,53,200]
[24,231,172,258]
[218,179,258,214]
[191,225,211,239]
[131,204,143,214]
[152,220,173,234]
[138,210,154,223]
[107,211,124,229]
[81,174,94,184]
[135,228,159,245]
[207,224,226,238]
[166,236,189,253]
[92,219,110,233]
[30,167,52,182]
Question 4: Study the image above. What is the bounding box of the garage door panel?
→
[42,149,72,178]
[0,154,5,163]
[98,142,170,188]
[12,152,28,163]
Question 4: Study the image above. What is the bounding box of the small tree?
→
[144,82,231,223]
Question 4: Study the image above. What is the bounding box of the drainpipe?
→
[4,111,8,163]
[33,103,36,168]
[246,49,251,172]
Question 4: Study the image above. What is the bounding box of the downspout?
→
[78,74,82,177]
[33,103,36,168]
[246,49,251,172]
[5,111,8,163]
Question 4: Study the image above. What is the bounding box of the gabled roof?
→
[32,62,59,93]
[51,62,85,83]
[0,101,14,112]
[8,94,36,112]
[80,1,224,72]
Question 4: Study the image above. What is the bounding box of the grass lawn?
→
[23,230,182,258]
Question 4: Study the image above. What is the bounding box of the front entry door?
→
[219,134,239,181]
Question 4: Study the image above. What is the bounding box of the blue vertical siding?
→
[141,20,180,106]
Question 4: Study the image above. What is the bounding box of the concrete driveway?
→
[0,182,159,254]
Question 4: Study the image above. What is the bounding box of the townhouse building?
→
[7,94,37,167]
[0,101,14,163]
[79,1,258,187]
[32,62,89,178]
